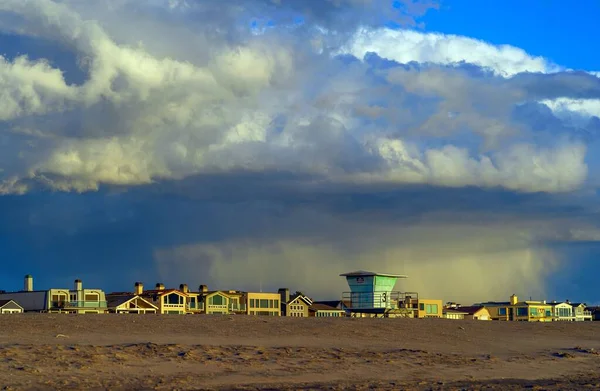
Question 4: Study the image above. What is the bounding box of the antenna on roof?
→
[259,280,263,293]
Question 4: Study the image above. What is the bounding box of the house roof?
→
[570,303,586,307]
[479,301,510,307]
[339,270,407,278]
[289,295,313,306]
[0,299,22,309]
[309,303,345,312]
[140,289,188,297]
[313,300,352,309]
[107,295,158,309]
[456,306,487,315]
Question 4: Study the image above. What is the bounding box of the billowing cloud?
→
[0,0,599,302]
[337,28,561,77]
[0,0,594,195]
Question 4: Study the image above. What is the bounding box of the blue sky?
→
[421,0,600,71]
[0,0,598,304]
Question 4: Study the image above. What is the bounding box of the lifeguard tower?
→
[340,270,419,317]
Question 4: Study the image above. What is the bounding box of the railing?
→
[341,291,419,313]
[163,303,185,308]
[51,301,108,309]
[229,303,247,312]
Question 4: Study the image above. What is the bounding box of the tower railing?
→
[341,291,419,313]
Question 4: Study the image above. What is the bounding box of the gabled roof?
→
[456,306,488,315]
[547,301,571,306]
[0,299,23,309]
[339,270,407,278]
[288,295,313,306]
[140,289,188,297]
[203,290,232,298]
[107,295,158,310]
[570,302,586,307]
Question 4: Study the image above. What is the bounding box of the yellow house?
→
[482,295,553,322]
[178,284,201,314]
[246,292,281,316]
[47,279,107,314]
[201,291,232,315]
[137,283,189,314]
[417,299,443,318]
[106,295,158,314]
[197,286,246,315]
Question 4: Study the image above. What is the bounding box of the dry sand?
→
[1,315,600,390]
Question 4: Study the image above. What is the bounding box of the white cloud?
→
[540,97,600,123]
[337,27,560,77]
[0,0,593,195]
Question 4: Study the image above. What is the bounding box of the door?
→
[509,308,514,321]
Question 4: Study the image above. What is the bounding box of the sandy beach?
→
[1,315,600,390]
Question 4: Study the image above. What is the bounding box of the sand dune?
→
[1,314,600,390]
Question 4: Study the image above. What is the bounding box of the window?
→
[259,299,269,308]
[425,304,438,314]
[84,294,98,301]
[557,307,570,317]
[419,303,425,311]
[250,299,255,308]
[210,295,224,306]
[498,308,507,316]
[516,307,528,316]
[166,293,182,305]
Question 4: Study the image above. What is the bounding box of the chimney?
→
[179,284,189,293]
[74,279,83,291]
[278,288,290,304]
[24,275,33,292]
[510,294,518,305]
[199,284,208,293]
[135,282,144,295]
[156,283,165,291]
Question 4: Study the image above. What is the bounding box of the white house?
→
[0,299,23,314]
[549,301,573,321]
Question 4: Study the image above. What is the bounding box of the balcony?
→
[51,301,108,309]
[229,303,247,312]
[341,291,419,314]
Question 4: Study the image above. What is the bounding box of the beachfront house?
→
[417,299,443,318]
[586,306,600,321]
[571,303,593,321]
[278,288,313,317]
[309,303,346,317]
[196,285,247,315]
[0,275,107,313]
[481,295,553,322]
[200,290,234,315]
[246,292,281,316]
[443,308,468,320]
[0,299,24,314]
[106,294,158,314]
[549,301,573,321]
[135,283,190,314]
[456,306,491,320]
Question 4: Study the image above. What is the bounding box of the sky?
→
[0,0,599,304]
